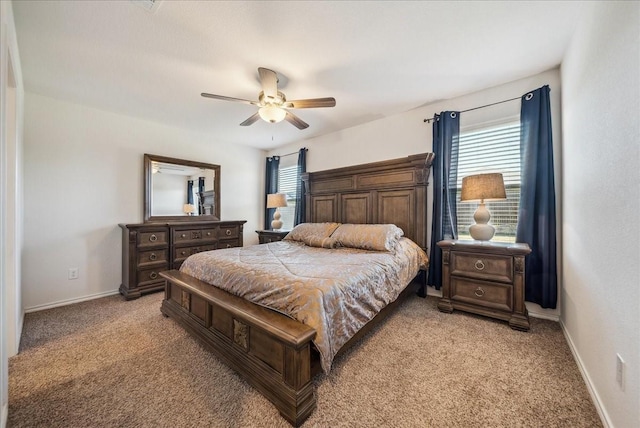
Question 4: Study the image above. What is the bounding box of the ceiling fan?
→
[201,67,336,130]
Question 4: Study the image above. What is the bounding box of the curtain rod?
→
[423,96,521,123]
[271,147,308,158]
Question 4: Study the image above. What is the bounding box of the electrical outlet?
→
[68,268,79,280]
[616,353,625,391]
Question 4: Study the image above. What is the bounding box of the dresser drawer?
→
[451,277,512,312]
[219,225,239,239]
[173,244,217,263]
[174,228,219,244]
[137,265,168,285]
[138,249,168,267]
[201,228,217,240]
[218,238,240,249]
[450,251,513,283]
[138,230,168,248]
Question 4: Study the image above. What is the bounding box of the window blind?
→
[278,165,298,230]
[455,122,521,242]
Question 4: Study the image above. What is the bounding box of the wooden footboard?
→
[160,270,317,426]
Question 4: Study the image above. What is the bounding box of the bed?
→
[160,153,435,426]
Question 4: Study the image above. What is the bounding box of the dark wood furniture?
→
[160,153,434,426]
[256,229,290,243]
[437,239,531,331]
[120,221,245,300]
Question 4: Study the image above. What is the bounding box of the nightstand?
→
[256,230,290,244]
[437,239,531,331]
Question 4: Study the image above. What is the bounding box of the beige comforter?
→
[179,237,428,373]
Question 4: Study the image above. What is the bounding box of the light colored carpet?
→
[9,292,601,427]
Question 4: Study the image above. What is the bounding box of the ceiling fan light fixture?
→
[258,105,286,123]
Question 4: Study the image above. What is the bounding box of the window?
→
[277,165,298,230]
[455,121,521,242]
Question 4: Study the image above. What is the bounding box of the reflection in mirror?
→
[144,154,221,222]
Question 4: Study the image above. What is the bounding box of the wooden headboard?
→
[301,153,435,250]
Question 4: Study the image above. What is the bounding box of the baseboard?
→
[528,310,560,321]
[2,402,7,428]
[560,319,611,428]
[24,289,120,313]
[426,287,443,298]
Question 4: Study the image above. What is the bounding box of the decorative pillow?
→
[331,223,404,252]
[283,222,341,243]
[304,236,339,249]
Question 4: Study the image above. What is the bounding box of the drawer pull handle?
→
[181,251,187,256]
[226,244,232,248]
[474,287,485,297]
[206,231,212,236]
[149,234,158,242]
[181,233,187,238]
[225,229,232,236]
[149,253,157,261]
[474,260,485,271]
[149,272,158,280]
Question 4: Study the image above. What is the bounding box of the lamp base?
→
[469,202,495,241]
[469,223,495,241]
[271,208,283,230]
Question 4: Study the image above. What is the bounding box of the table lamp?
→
[183,203,196,216]
[460,173,506,241]
[266,193,287,230]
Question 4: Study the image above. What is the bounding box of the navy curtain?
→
[294,148,307,226]
[187,180,194,205]
[264,156,280,230]
[516,85,558,308]
[427,111,460,290]
[198,177,205,214]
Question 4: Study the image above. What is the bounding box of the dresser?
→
[437,239,531,331]
[256,229,290,244]
[120,220,246,300]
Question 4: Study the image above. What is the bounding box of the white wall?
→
[272,68,563,320]
[0,0,24,425]
[22,92,264,311]
[560,2,639,427]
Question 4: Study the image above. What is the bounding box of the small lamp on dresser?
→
[267,193,287,230]
[461,173,506,241]
[183,203,196,216]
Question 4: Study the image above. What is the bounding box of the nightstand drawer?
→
[451,277,512,312]
[450,251,513,283]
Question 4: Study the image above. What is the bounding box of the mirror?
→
[144,154,221,222]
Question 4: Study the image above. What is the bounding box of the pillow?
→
[283,222,341,243]
[331,223,404,252]
[304,236,339,249]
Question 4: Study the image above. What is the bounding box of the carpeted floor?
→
[8,292,601,427]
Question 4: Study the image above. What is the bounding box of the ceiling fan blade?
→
[284,111,309,130]
[258,67,278,100]
[284,97,336,109]
[239,112,261,126]
[201,93,257,105]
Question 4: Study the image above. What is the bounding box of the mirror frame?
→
[144,153,221,222]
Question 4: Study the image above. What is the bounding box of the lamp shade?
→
[461,173,507,202]
[266,193,288,208]
[259,105,287,123]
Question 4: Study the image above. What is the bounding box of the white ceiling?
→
[13,1,583,150]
